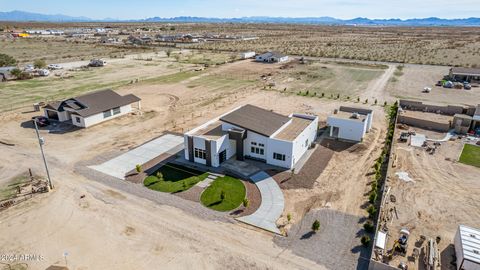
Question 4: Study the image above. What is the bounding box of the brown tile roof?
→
[220,104,290,137]
[45,89,140,118]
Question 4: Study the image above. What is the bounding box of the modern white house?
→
[326,106,374,142]
[240,51,256,59]
[454,225,480,270]
[184,104,318,169]
[255,51,289,63]
[43,89,141,128]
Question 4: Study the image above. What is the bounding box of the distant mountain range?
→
[1,10,480,26]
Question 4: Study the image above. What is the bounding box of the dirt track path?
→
[361,64,395,101]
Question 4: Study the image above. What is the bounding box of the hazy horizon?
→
[2,0,480,20]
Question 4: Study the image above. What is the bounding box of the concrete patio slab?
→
[89,134,184,179]
[236,171,284,234]
[196,177,215,188]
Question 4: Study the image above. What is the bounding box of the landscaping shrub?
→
[363,221,375,233]
[243,198,250,208]
[312,220,320,232]
[135,164,142,173]
[34,59,47,69]
[287,213,292,222]
[361,235,371,247]
[367,204,377,218]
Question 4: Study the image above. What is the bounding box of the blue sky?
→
[3,0,480,20]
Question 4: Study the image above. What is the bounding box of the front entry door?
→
[219,150,227,164]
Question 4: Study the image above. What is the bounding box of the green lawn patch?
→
[200,176,246,212]
[459,144,480,168]
[143,163,209,193]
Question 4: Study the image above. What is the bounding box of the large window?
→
[194,148,207,160]
[273,152,286,161]
[103,110,112,118]
[112,107,121,115]
[74,117,81,124]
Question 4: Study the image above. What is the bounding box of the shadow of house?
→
[20,119,81,134]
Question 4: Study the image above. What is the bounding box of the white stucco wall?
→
[211,135,235,167]
[191,136,207,165]
[290,116,318,166]
[82,104,132,128]
[243,130,269,161]
[327,116,367,142]
[266,139,294,168]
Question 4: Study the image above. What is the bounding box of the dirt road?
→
[362,64,395,101]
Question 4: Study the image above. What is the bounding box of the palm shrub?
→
[369,190,378,204]
[243,198,250,208]
[367,204,377,218]
[135,164,142,173]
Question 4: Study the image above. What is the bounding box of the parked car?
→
[89,59,107,67]
[464,83,472,90]
[32,116,50,127]
[47,64,63,70]
[37,69,50,76]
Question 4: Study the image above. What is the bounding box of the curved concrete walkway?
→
[237,171,284,234]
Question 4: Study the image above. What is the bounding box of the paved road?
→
[237,171,284,234]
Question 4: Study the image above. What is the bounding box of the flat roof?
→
[458,225,480,264]
[331,111,367,122]
[192,121,226,140]
[220,104,290,137]
[401,110,452,124]
[451,67,480,76]
[274,116,313,141]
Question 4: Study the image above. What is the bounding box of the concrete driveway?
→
[237,171,284,234]
[89,134,184,179]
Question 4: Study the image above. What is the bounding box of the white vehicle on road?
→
[47,64,63,70]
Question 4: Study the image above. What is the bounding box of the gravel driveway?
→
[274,209,371,270]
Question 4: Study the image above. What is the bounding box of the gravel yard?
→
[275,209,371,270]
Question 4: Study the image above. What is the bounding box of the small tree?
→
[34,59,46,69]
[220,190,226,201]
[166,49,172,58]
[156,171,163,180]
[361,235,371,247]
[357,97,360,102]
[321,92,325,97]
[243,198,250,208]
[287,213,292,223]
[0,53,17,67]
[374,99,378,105]
[312,220,320,232]
[384,101,387,107]
[135,164,142,173]
[365,98,369,104]
[10,68,22,78]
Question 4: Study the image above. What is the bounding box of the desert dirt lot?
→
[379,127,480,269]
[0,42,479,270]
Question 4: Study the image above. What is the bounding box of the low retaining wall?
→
[397,115,451,132]
[399,100,466,116]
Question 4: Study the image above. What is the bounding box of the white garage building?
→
[327,106,374,142]
[255,51,289,63]
[184,104,318,169]
[43,89,141,128]
[455,225,480,270]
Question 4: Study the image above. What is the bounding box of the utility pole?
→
[33,120,53,190]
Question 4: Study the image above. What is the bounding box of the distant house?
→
[240,51,256,59]
[127,35,153,45]
[449,67,480,83]
[184,104,318,169]
[43,89,141,128]
[255,51,289,63]
[0,66,17,81]
[327,106,374,142]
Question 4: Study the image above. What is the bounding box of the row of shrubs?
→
[361,101,399,247]
[295,90,387,106]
